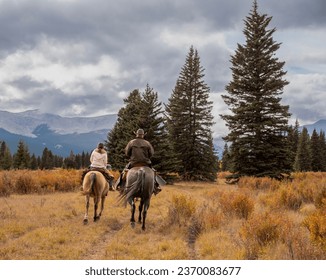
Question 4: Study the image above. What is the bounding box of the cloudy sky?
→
[0,0,325,137]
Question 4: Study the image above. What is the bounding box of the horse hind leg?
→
[98,196,106,219]
[138,200,144,224]
[130,198,136,228]
[93,197,100,222]
[83,195,90,225]
[142,200,150,231]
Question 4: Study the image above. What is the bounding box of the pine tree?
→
[107,89,143,170]
[107,86,178,177]
[138,84,180,176]
[288,119,300,168]
[30,154,38,170]
[319,131,326,171]
[294,127,312,171]
[220,1,291,179]
[13,140,31,169]
[221,143,232,171]
[310,129,322,171]
[40,147,54,169]
[166,46,218,181]
[0,141,12,170]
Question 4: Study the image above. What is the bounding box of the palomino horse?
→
[81,171,110,224]
[120,166,155,230]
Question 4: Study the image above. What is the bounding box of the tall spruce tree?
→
[319,131,326,171]
[165,46,218,181]
[13,140,31,169]
[288,119,300,168]
[294,127,312,171]
[310,129,323,171]
[221,1,291,179]
[107,86,178,176]
[0,141,12,170]
[106,90,142,170]
[221,143,231,171]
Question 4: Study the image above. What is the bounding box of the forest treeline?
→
[1,1,325,180]
[0,141,91,170]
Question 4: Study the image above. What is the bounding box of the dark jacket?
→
[125,137,154,166]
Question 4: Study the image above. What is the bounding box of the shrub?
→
[168,194,197,227]
[219,190,254,219]
[315,186,326,209]
[238,176,279,191]
[15,173,36,194]
[240,212,282,259]
[0,172,11,197]
[279,186,303,210]
[303,209,326,251]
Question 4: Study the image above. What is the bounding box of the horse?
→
[119,166,155,230]
[81,171,110,224]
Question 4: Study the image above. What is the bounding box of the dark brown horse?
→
[120,166,155,230]
[81,171,110,224]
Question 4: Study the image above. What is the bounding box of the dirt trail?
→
[81,228,115,260]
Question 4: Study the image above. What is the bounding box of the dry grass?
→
[0,170,325,260]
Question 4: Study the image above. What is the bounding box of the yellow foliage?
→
[219,189,254,219]
[303,208,326,251]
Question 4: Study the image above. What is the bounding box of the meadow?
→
[0,170,325,260]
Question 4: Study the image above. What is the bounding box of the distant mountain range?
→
[0,110,117,156]
[1,110,325,157]
[300,119,326,134]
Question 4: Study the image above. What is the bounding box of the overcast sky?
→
[0,0,325,137]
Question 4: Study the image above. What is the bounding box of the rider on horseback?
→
[116,128,162,195]
[81,142,115,191]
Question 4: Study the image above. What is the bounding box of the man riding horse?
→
[116,128,163,195]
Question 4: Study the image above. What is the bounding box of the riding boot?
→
[153,182,162,195]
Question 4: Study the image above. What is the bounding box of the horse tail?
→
[81,172,96,195]
[120,168,144,206]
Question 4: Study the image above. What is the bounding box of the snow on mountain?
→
[0,109,117,137]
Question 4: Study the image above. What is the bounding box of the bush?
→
[168,194,197,227]
[219,190,254,219]
[238,176,279,191]
[315,186,326,209]
[240,212,282,259]
[0,172,12,197]
[15,173,36,194]
[279,186,303,210]
[303,209,326,251]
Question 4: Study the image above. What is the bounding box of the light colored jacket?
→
[90,148,107,168]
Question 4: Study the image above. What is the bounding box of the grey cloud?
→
[0,0,325,127]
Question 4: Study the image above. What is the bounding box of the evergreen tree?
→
[294,127,312,171]
[63,151,76,169]
[40,147,54,169]
[220,1,291,179]
[310,129,323,171]
[221,143,232,171]
[107,86,178,177]
[30,154,38,170]
[319,131,326,171]
[166,46,218,181]
[0,141,12,170]
[13,140,31,169]
[288,119,300,168]
[107,89,143,170]
[138,84,180,176]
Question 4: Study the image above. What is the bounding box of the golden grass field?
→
[0,170,325,260]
